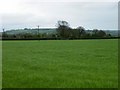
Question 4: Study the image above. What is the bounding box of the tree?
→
[56,20,70,27]
[92,29,107,38]
[92,29,99,37]
[97,30,106,37]
[56,20,71,39]
[106,34,112,37]
[77,26,86,38]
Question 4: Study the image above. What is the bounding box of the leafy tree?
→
[77,26,86,38]
[97,30,106,37]
[92,29,99,37]
[56,20,71,39]
[92,29,107,38]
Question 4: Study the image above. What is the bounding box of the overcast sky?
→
[0,0,118,31]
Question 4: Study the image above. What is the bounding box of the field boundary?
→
[1,37,120,40]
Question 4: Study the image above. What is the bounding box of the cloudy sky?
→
[0,0,118,31]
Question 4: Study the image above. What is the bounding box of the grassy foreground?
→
[2,39,118,88]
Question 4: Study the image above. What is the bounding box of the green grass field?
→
[2,39,118,88]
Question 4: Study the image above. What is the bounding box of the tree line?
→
[2,20,114,40]
[56,21,112,39]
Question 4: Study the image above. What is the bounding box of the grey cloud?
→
[1,2,118,31]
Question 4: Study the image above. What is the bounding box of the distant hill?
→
[4,28,119,37]
[104,30,119,37]
[5,28,57,35]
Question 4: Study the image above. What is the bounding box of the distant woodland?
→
[2,21,119,40]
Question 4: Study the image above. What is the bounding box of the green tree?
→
[92,29,99,37]
[77,26,86,38]
[92,29,106,38]
[56,20,71,39]
[97,30,106,37]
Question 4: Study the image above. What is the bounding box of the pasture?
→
[2,39,118,88]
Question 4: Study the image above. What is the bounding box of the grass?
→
[2,39,118,88]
